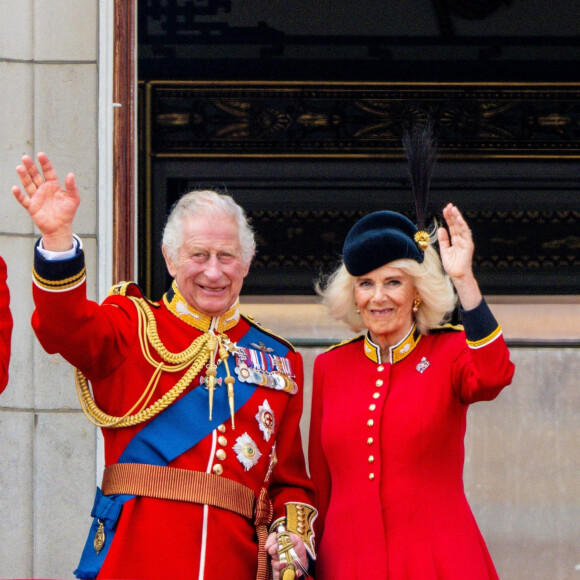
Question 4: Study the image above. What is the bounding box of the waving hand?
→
[437,203,482,311]
[12,153,80,251]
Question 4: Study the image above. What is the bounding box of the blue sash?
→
[74,326,289,579]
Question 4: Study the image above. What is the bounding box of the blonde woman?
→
[309,204,515,580]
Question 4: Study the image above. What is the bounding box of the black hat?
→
[343,122,437,277]
[343,210,425,276]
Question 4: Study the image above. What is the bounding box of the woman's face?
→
[354,263,418,349]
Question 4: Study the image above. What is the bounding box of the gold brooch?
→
[414,230,430,251]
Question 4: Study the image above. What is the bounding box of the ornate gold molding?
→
[145,81,580,159]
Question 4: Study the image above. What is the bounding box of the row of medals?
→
[235,360,298,394]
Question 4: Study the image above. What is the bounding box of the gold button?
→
[369,473,375,480]
[217,425,226,433]
[373,392,380,399]
[368,455,374,463]
[218,435,227,446]
[216,449,226,461]
[369,404,376,411]
[367,437,374,445]
[212,464,223,476]
[376,379,383,387]
[367,419,374,428]
[377,365,384,372]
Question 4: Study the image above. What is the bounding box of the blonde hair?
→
[318,244,456,335]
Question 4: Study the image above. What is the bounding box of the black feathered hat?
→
[342,122,437,276]
[343,211,424,276]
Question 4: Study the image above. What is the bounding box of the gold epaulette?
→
[429,322,464,333]
[108,281,159,307]
[325,334,364,353]
[108,281,142,297]
[240,313,296,353]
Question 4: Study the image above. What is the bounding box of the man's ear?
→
[161,246,176,278]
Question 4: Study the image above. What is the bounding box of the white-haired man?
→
[13,153,316,580]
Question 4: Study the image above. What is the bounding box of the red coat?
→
[0,257,12,394]
[31,247,315,580]
[309,300,515,580]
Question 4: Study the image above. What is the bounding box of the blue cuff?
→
[33,236,86,291]
[459,298,500,343]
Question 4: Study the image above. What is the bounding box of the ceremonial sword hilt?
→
[275,524,309,579]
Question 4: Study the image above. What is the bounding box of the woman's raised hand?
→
[437,203,482,310]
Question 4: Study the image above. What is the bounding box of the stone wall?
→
[0,1,99,578]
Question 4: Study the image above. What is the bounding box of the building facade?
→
[0,1,578,578]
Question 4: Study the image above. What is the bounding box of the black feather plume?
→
[402,122,438,231]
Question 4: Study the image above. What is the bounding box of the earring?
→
[413,298,421,313]
[355,303,360,314]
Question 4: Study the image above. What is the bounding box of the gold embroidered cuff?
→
[280,502,317,560]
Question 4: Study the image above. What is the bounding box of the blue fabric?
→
[34,237,85,281]
[74,488,133,579]
[119,370,253,465]
[119,325,288,465]
[460,298,499,341]
[75,324,289,579]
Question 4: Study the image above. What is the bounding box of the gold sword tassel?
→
[205,333,218,421]
[225,375,235,429]
[218,336,236,429]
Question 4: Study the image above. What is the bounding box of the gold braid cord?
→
[75,297,213,428]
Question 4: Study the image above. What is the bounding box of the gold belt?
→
[102,463,255,517]
[101,463,272,580]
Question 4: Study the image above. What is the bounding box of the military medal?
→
[233,432,262,471]
[272,373,286,390]
[285,375,299,395]
[256,400,276,441]
[235,362,252,382]
[234,347,298,394]
[201,375,222,389]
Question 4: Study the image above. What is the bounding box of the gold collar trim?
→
[163,281,240,333]
[364,324,422,365]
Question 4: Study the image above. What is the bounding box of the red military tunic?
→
[31,243,316,580]
[309,300,515,580]
[0,256,12,393]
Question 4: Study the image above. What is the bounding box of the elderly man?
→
[13,153,316,580]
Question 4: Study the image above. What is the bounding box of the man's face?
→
[163,213,250,317]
